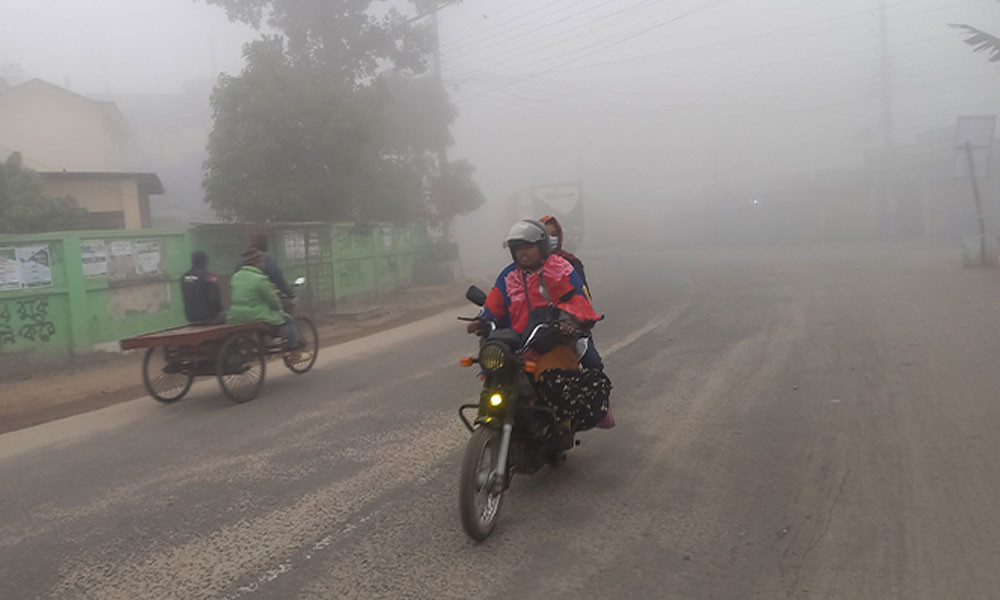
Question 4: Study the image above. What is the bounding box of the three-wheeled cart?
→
[120,317,318,403]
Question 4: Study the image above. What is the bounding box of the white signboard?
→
[382,226,393,249]
[16,244,53,288]
[81,240,108,276]
[532,184,582,215]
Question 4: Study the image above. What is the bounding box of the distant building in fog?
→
[0,79,164,229]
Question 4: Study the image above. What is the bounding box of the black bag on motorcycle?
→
[536,369,612,431]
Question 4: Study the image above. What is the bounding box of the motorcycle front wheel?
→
[459,426,504,541]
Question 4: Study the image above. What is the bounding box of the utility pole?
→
[877,0,896,237]
[431,7,449,168]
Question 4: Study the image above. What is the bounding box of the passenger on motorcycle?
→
[540,214,605,373]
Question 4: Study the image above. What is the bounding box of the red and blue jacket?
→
[479,254,601,334]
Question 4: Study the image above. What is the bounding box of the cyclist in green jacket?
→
[228,247,302,350]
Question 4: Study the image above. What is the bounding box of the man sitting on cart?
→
[181,250,225,325]
[228,247,304,351]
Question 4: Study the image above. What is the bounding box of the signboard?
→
[532,184,582,215]
[81,240,109,276]
[955,115,996,179]
[16,244,52,288]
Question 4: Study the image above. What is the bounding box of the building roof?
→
[38,171,165,195]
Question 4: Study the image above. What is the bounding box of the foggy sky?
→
[3,0,1000,236]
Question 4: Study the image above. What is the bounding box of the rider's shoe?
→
[597,405,616,429]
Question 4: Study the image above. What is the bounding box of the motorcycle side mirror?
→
[293,277,306,286]
[466,285,487,307]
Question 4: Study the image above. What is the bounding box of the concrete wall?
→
[0,222,431,360]
[0,230,188,361]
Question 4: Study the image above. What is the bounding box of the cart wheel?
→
[216,332,266,403]
[142,346,194,403]
[284,317,319,374]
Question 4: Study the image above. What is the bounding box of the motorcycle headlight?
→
[479,343,507,373]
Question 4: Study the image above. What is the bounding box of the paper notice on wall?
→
[382,226,393,248]
[0,247,19,290]
[133,240,162,275]
[16,244,53,288]
[81,240,109,276]
[110,241,133,257]
[284,232,305,260]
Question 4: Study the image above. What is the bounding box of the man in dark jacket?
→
[233,233,294,298]
[181,251,224,325]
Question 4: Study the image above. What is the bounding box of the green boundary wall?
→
[0,222,430,360]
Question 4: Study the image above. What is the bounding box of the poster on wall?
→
[0,247,19,290]
[110,240,133,257]
[16,244,53,288]
[133,240,162,275]
[81,240,109,276]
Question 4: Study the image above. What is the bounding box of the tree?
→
[0,152,90,233]
[201,0,431,84]
[203,37,375,222]
[429,159,484,234]
[951,4,1000,63]
[200,0,483,228]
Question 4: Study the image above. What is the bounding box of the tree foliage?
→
[202,0,431,84]
[951,24,1000,63]
[0,152,90,233]
[204,37,374,222]
[201,0,483,228]
[952,3,1000,64]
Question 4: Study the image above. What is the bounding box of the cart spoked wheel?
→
[283,317,319,374]
[216,332,266,403]
[142,346,194,403]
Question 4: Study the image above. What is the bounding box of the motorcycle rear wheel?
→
[459,426,504,541]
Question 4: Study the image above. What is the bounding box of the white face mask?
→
[548,236,559,251]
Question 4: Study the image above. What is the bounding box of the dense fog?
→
[3,0,999,268]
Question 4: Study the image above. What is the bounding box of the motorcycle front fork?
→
[491,418,514,493]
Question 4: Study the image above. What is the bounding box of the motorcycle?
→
[457,285,600,541]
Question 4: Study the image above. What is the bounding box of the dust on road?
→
[2,243,999,599]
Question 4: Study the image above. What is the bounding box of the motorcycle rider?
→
[468,219,611,442]
[467,219,600,338]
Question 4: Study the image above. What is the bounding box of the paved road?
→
[3,244,1000,599]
